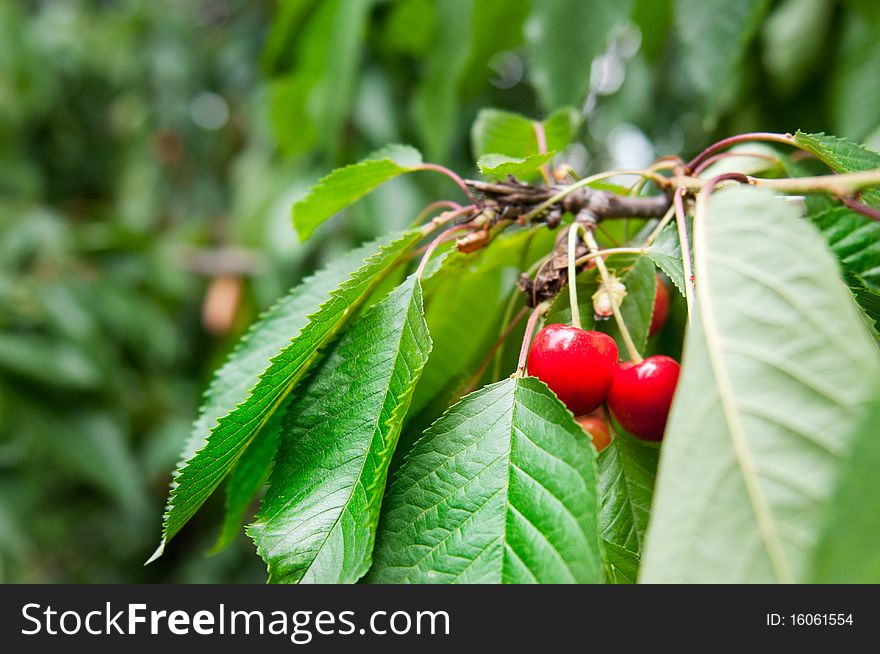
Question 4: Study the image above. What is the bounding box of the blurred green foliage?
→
[0,0,877,582]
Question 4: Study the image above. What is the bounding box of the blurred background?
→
[1,0,878,583]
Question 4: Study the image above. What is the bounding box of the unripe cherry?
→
[607,355,680,441]
[575,415,611,452]
[649,274,670,338]
[527,324,618,415]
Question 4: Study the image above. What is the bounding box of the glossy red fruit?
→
[527,324,618,415]
[576,415,612,452]
[608,355,680,441]
[649,274,669,338]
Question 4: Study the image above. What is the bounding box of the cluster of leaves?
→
[155,102,880,582]
[262,0,880,175]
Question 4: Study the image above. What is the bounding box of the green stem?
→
[567,224,584,329]
[515,301,551,377]
[673,188,695,325]
[643,205,676,248]
[574,247,646,266]
[582,229,642,364]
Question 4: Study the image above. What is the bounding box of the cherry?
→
[527,324,618,415]
[649,274,669,338]
[607,355,680,441]
[575,415,611,452]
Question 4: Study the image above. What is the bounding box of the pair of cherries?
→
[528,325,679,441]
[527,277,678,443]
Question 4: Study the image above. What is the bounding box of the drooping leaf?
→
[249,276,431,584]
[598,430,659,584]
[641,186,880,583]
[760,0,831,96]
[477,152,556,178]
[471,107,581,160]
[291,145,423,240]
[525,0,634,110]
[793,130,880,206]
[212,408,282,553]
[812,389,880,582]
[412,0,473,161]
[829,12,880,142]
[674,0,769,108]
[807,205,880,288]
[647,223,687,297]
[151,230,421,561]
[267,0,374,160]
[366,376,603,584]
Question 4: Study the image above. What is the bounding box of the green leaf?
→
[212,409,281,553]
[641,186,880,583]
[807,206,880,288]
[647,223,687,297]
[674,0,769,107]
[526,0,634,110]
[829,12,880,142]
[0,333,103,391]
[793,130,880,206]
[477,152,555,178]
[367,376,603,584]
[460,0,530,96]
[291,145,423,240]
[267,0,374,160]
[760,0,831,96]
[598,431,659,584]
[151,231,421,561]
[412,0,473,162]
[249,276,431,583]
[812,389,880,582]
[471,107,581,160]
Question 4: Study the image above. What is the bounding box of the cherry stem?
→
[567,224,585,329]
[840,196,880,222]
[411,200,464,227]
[415,224,473,280]
[582,228,642,364]
[673,188,695,325]
[532,120,552,184]
[515,301,550,377]
[685,132,797,173]
[419,204,478,235]
[574,247,646,266]
[416,163,480,205]
[466,306,530,394]
[691,150,780,176]
[643,205,676,247]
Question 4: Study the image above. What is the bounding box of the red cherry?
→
[649,274,669,338]
[575,415,612,452]
[527,324,618,415]
[608,355,680,441]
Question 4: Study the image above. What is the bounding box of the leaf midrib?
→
[694,213,795,584]
[265,281,422,581]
